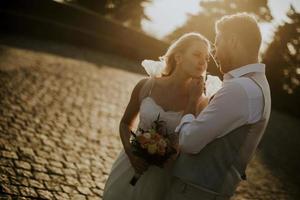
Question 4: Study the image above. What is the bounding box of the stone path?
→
[0,37,299,199]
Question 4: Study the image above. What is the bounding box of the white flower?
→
[135,130,142,136]
[143,132,151,139]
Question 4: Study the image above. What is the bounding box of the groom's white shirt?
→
[175,63,265,154]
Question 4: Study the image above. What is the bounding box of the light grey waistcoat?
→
[172,72,271,196]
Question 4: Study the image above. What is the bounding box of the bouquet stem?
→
[130,173,141,186]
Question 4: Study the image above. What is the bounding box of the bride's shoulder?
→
[136,78,149,88]
[132,78,149,94]
[130,78,152,102]
[132,77,165,101]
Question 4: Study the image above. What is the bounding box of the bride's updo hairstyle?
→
[161,32,210,76]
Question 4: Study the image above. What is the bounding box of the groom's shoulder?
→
[225,77,262,98]
[229,77,251,84]
[222,78,247,95]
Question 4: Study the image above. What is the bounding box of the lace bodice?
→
[138,97,183,134]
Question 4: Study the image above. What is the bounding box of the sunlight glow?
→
[142,0,300,52]
[268,0,300,24]
[287,43,297,56]
[141,0,202,39]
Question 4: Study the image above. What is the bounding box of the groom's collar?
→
[224,63,265,80]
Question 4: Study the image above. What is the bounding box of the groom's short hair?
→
[215,13,262,55]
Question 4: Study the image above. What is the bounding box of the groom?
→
[166,13,271,200]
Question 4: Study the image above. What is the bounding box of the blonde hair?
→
[161,32,210,76]
[215,12,262,55]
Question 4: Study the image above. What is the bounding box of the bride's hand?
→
[127,151,149,174]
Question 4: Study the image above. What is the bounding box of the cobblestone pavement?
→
[0,39,299,199]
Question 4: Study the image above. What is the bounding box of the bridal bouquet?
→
[129,114,177,186]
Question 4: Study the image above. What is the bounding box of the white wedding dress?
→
[103,60,222,200]
[103,95,183,200]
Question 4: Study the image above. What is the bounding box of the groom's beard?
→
[219,67,225,75]
[218,57,234,74]
[219,64,233,74]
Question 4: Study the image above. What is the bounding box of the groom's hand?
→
[184,77,205,115]
[189,77,205,102]
[163,133,179,169]
[169,132,178,144]
[169,133,180,155]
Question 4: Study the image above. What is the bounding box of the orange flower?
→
[137,135,150,149]
[158,139,167,147]
[152,133,161,142]
[157,145,166,156]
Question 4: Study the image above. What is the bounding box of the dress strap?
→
[148,78,155,96]
[138,78,155,103]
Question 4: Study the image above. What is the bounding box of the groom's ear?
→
[174,53,182,65]
[228,34,239,49]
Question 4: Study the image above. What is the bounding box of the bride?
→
[103,32,221,200]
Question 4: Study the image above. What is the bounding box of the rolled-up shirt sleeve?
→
[174,114,195,133]
[178,81,249,154]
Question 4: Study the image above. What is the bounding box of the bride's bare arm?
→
[119,78,148,173]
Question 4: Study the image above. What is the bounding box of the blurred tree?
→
[263,6,300,117]
[166,0,272,80]
[107,0,151,28]
[65,0,150,30]
[167,0,272,42]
